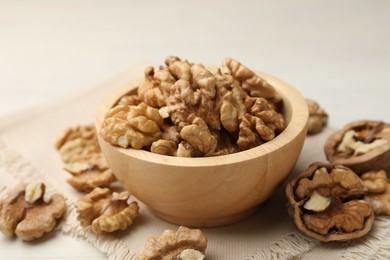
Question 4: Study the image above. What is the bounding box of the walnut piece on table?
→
[0,183,66,241]
[305,99,328,135]
[64,153,116,192]
[286,162,374,242]
[75,187,139,234]
[138,226,207,260]
[361,170,390,216]
[55,124,101,163]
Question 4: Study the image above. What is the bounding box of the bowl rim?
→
[96,71,309,167]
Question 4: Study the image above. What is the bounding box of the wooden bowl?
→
[96,72,308,227]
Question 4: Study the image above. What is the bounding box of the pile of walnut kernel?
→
[100,56,285,157]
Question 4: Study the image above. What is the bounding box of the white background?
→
[1,0,390,259]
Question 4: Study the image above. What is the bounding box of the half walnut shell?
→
[286,162,374,242]
[324,120,390,174]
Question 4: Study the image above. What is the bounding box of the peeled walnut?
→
[64,153,116,192]
[164,57,221,131]
[150,140,177,156]
[211,67,247,133]
[138,66,175,107]
[361,170,390,216]
[167,77,220,131]
[180,116,218,156]
[138,226,207,260]
[306,99,328,135]
[237,113,275,150]
[221,57,280,103]
[75,187,139,234]
[245,96,285,134]
[118,94,140,106]
[55,124,101,163]
[0,183,66,241]
[286,162,374,242]
[54,124,96,149]
[325,120,390,174]
[100,102,163,149]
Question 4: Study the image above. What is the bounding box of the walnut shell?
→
[286,162,374,242]
[324,120,390,174]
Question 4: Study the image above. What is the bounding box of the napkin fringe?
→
[247,232,319,259]
[62,206,136,260]
[0,139,69,233]
[341,216,390,259]
[0,140,57,196]
[248,216,390,260]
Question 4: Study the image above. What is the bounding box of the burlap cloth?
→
[1,63,389,259]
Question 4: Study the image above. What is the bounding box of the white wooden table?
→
[1,0,389,259]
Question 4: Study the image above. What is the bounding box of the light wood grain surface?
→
[1,0,390,259]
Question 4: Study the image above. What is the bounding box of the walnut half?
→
[306,99,328,135]
[361,170,390,216]
[138,226,207,260]
[64,153,115,192]
[0,183,66,241]
[75,187,139,234]
[286,162,374,242]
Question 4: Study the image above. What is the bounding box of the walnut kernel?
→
[138,226,207,260]
[55,124,101,163]
[151,140,177,156]
[24,182,45,204]
[361,170,390,216]
[100,103,163,149]
[337,130,388,155]
[64,153,115,192]
[222,57,278,101]
[306,99,328,135]
[75,187,139,234]
[303,190,331,212]
[0,183,66,241]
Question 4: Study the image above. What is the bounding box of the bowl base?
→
[151,207,258,228]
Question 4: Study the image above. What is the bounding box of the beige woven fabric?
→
[1,64,389,259]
